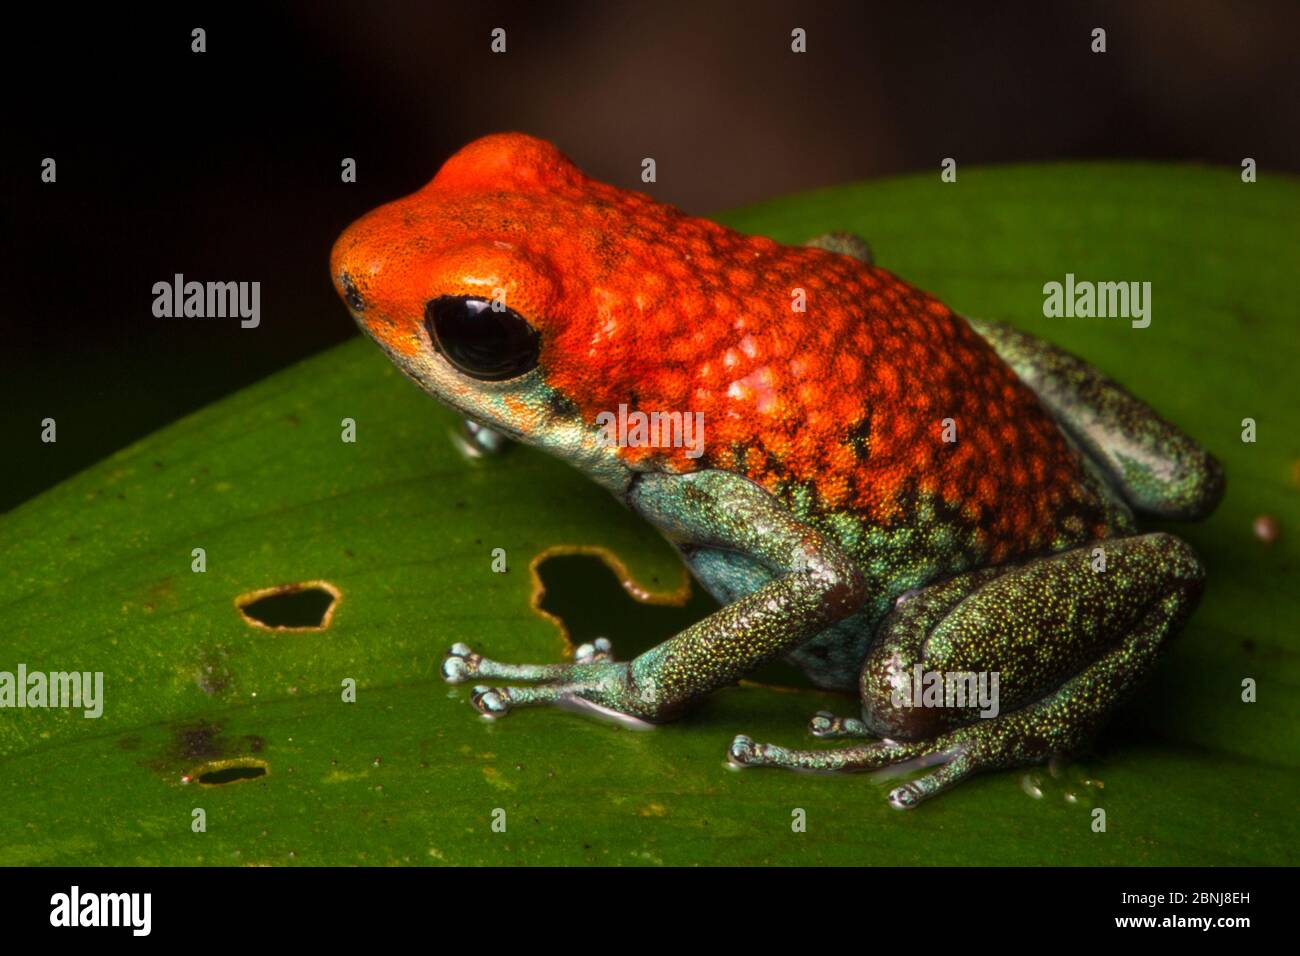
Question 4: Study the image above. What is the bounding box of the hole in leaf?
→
[236,581,340,631]
[536,553,711,658]
[192,759,269,786]
[199,765,266,785]
[533,553,812,688]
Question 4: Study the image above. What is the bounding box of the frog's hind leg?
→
[966,318,1223,520]
[731,532,1206,808]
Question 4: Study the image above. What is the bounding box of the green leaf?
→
[2,164,1296,865]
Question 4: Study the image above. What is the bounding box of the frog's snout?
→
[336,271,366,313]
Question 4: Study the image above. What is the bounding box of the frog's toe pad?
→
[809,711,844,737]
[888,782,927,810]
[456,419,510,458]
[728,735,766,767]
[573,637,614,664]
[471,685,512,717]
[885,748,976,810]
[441,643,480,684]
[808,711,872,738]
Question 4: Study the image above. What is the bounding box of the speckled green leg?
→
[731,735,934,771]
[732,532,1206,808]
[966,318,1224,519]
[443,470,866,722]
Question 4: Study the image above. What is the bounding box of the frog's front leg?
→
[731,532,1206,808]
[441,470,867,722]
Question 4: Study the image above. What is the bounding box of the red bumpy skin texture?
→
[332,133,1108,563]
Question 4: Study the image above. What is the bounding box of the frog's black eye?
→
[424,295,541,382]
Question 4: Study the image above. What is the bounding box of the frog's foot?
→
[442,640,573,687]
[736,711,1068,810]
[729,730,995,808]
[731,733,924,773]
[441,642,651,722]
[454,418,511,459]
[807,710,872,738]
[463,660,657,726]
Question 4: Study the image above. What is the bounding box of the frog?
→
[330,133,1223,808]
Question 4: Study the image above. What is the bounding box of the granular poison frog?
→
[331,134,1222,807]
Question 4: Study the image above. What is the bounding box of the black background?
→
[4,1,1297,510]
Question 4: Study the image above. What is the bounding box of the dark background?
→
[3,0,1297,511]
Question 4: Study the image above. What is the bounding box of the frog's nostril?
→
[339,272,366,312]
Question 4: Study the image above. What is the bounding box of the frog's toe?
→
[441,643,481,683]
[573,636,614,664]
[728,735,788,768]
[808,711,872,738]
[470,685,513,718]
[729,736,926,773]
[729,732,975,801]
[886,749,976,810]
[441,648,577,683]
[887,781,926,809]
[456,419,511,458]
[728,734,763,767]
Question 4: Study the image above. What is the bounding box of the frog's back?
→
[546,207,1117,569]
[703,246,1120,568]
